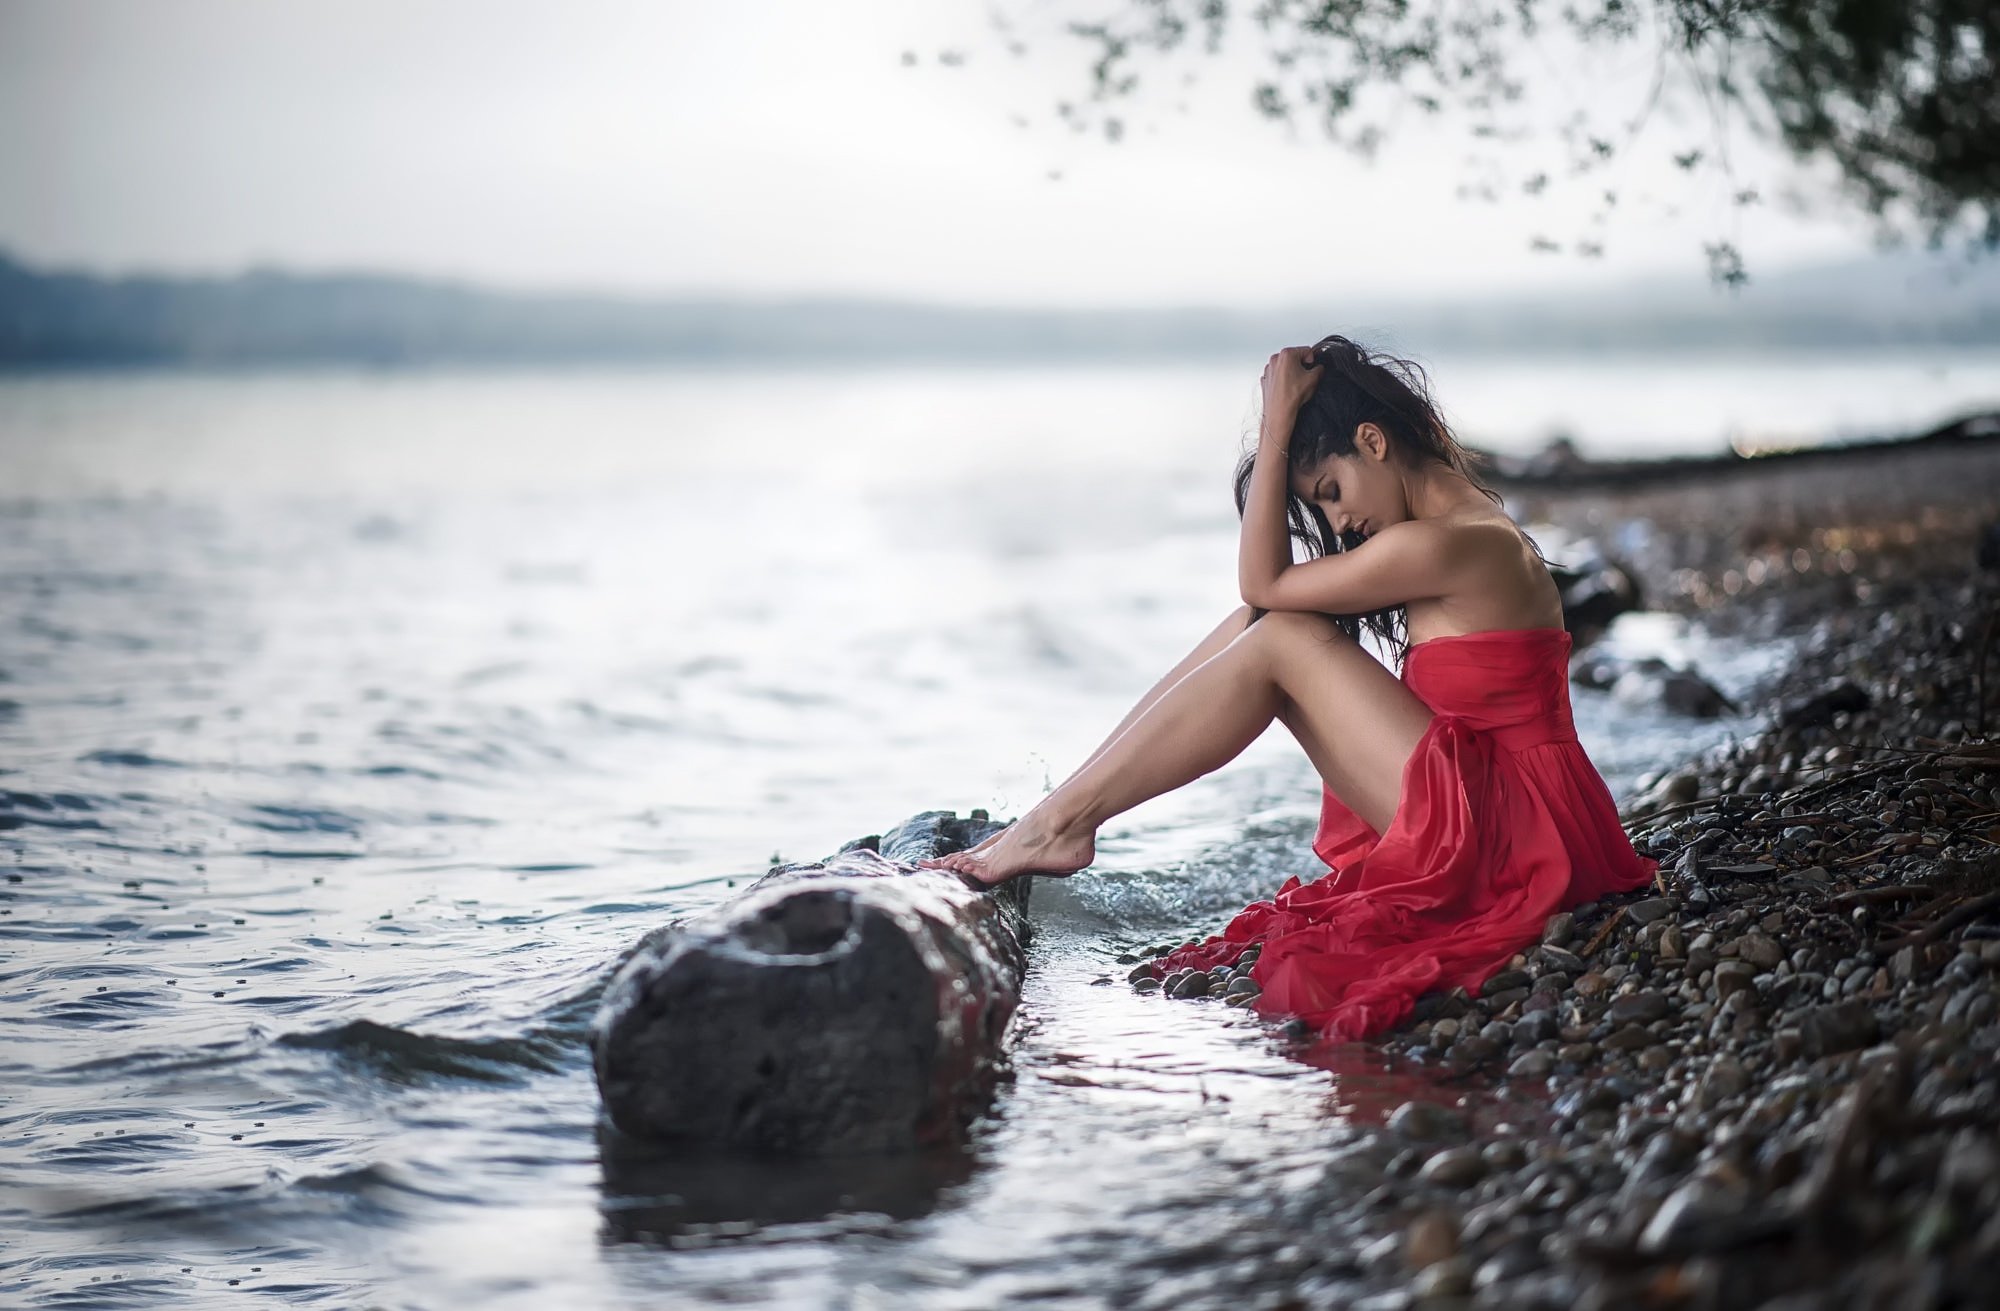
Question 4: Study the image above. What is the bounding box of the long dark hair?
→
[1232,334,1497,663]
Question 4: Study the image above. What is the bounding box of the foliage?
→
[1013,1,1999,277]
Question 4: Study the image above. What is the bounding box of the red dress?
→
[1153,627,1655,1040]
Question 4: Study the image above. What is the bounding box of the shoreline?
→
[1131,433,2000,1307]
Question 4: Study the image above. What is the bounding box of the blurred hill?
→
[2,248,1995,368]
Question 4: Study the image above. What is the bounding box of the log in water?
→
[590,810,1032,1155]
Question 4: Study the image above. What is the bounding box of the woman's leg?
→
[960,607,1258,855]
[927,610,1433,883]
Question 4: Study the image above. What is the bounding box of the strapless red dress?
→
[1153,627,1655,1040]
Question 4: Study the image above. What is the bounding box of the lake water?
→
[2,354,1992,1307]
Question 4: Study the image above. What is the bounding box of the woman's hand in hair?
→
[1259,346,1321,429]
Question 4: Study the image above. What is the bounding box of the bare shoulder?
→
[1375,509,1529,563]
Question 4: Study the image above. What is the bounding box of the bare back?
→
[1404,509,1564,646]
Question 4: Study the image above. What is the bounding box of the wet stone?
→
[1712,960,1759,1000]
[1603,1024,1658,1051]
[1419,1146,1488,1188]
[1405,1210,1461,1271]
[1542,912,1575,947]
[1627,898,1676,925]
[1733,933,1785,969]
[1168,971,1212,1000]
[1799,1000,1879,1057]
[1132,977,1162,994]
[1389,1100,1468,1142]
[1538,945,1585,975]
[1609,991,1671,1025]
[1508,1050,1556,1079]
[1451,1035,1501,1064]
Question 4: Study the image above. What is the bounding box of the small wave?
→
[275,1019,572,1086]
[78,750,180,769]
[244,804,363,835]
[0,789,110,832]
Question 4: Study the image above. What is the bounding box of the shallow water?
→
[0,364,1823,1306]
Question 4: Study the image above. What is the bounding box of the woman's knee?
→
[1244,608,1346,647]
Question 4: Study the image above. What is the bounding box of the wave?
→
[275,1018,578,1086]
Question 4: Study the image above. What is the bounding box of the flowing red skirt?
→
[1151,627,1655,1041]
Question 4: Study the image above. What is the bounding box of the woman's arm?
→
[1236,347,1464,616]
[1237,347,1316,607]
[1241,520,1458,614]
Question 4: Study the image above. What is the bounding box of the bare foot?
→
[918,812,1095,885]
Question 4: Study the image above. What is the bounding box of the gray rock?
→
[1132,976,1162,994]
[1508,1050,1556,1079]
[1541,912,1575,947]
[1168,970,1212,999]
[1627,898,1676,925]
[1603,1024,1659,1051]
[1538,945,1585,974]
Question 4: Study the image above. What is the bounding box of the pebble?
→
[1626,898,1675,925]
[1418,1146,1487,1188]
[1712,960,1759,999]
[1732,933,1785,968]
[1404,1210,1460,1270]
[1388,1101,1467,1142]
[1608,991,1670,1024]
[1507,1050,1555,1078]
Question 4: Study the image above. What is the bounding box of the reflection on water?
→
[0,364,1836,1306]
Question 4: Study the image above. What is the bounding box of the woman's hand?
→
[1259,346,1321,429]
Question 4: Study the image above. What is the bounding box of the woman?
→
[922,335,1655,1039]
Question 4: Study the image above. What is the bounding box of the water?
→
[0,356,1979,1307]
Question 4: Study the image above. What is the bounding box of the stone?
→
[1451,1035,1501,1064]
[1627,898,1675,925]
[1168,971,1212,999]
[1538,945,1585,974]
[1603,1024,1658,1051]
[1542,912,1575,947]
[1405,1210,1461,1270]
[1224,976,1260,997]
[1411,1255,1473,1299]
[1712,960,1759,1000]
[1508,1050,1556,1079]
[1609,991,1671,1025]
[1637,1179,1745,1255]
[1799,1001,1879,1057]
[1695,1058,1747,1108]
[1389,1101,1468,1142]
[1658,924,1686,960]
[1419,1146,1488,1188]
[1732,933,1784,969]
[1132,977,1162,994]
[1513,1011,1561,1046]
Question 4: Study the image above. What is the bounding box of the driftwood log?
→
[590,809,1031,1156]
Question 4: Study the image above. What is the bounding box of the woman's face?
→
[1291,423,1406,540]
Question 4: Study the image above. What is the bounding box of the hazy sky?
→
[0,0,1886,306]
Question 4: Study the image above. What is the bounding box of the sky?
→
[0,0,1891,307]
